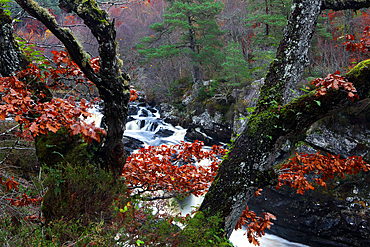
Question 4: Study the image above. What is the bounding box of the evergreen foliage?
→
[222,41,250,86]
[137,0,225,82]
[244,0,292,78]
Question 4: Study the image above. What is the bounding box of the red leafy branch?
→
[123,140,226,197]
[343,26,370,54]
[1,172,43,223]
[0,50,139,142]
[311,71,359,101]
[0,173,19,191]
[235,206,276,246]
[130,85,138,102]
[46,50,98,90]
[6,193,43,207]
[0,75,105,141]
[277,152,370,195]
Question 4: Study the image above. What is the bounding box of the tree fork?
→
[14,0,131,177]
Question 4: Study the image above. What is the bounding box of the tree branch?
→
[257,0,322,110]
[199,0,370,239]
[14,0,100,85]
[322,0,370,11]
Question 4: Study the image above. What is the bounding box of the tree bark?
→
[199,0,370,239]
[0,8,28,76]
[0,8,52,102]
[188,15,202,86]
[258,0,322,108]
[14,0,131,177]
[322,0,370,10]
[182,15,203,105]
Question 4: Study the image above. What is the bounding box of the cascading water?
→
[88,102,309,247]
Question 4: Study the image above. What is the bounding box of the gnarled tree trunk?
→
[0,8,28,76]
[14,0,131,177]
[199,0,370,239]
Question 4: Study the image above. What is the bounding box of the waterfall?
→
[90,102,309,247]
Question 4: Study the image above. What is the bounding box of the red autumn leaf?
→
[4,177,19,191]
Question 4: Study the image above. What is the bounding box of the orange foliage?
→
[311,71,359,101]
[277,152,370,195]
[342,25,370,66]
[130,85,138,102]
[235,205,276,246]
[6,193,43,207]
[123,140,226,197]
[0,174,19,191]
[344,26,370,53]
[0,73,104,141]
[0,50,140,142]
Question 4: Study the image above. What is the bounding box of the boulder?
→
[185,110,232,145]
[158,103,184,126]
[248,99,370,246]
[154,128,175,138]
[122,136,144,155]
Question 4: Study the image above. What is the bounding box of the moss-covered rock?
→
[248,100,370,247]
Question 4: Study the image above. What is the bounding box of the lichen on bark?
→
[14,0,131,177]
[0,8,29,76]
[199,0,370,240]
[257,0,322,110]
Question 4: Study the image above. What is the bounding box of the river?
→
[88,102,309,247]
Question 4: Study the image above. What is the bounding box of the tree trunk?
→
[14,0,131,177]
[182,15,202,105]
[188,15,202,85]
[0,8,28,76]
[199,0,370,239]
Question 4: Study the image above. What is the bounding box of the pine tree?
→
[244,0,292,78]
[137,0,225,99]
[222,41,250,86]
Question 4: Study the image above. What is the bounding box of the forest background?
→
[7,0,369,103]
[1,0,370,246]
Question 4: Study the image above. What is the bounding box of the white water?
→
[90,103,309,247]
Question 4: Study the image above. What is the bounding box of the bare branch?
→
[0,124,19,137]
[14,0,100,85]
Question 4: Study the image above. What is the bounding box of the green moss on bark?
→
[0,9,12,25]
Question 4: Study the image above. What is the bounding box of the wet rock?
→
[187,110,232,144]
[129,104,139,116]
[140,120,146,129]
[185,127,215,146]
[154,128,174,138]
[248,169,370,247]
[127,116,135,122]
[249,183,370,247]
[158,103,184,126]
[122,136,144,154]
[139,108,150,117]
[148,106,157,114]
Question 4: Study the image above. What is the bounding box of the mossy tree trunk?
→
[0,8,29,76]
[199,0,370,239]
[14,0,131,177]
